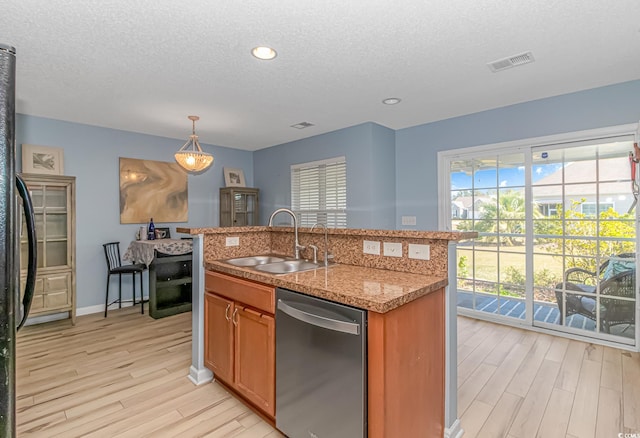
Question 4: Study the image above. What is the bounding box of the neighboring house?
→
[533,156,633,216]
[451,196,492,219]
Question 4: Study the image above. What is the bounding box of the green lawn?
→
[457,244,564,287]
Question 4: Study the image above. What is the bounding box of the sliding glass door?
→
[444,130,638,346]
[531,140,636,342]
[451,153,527,323]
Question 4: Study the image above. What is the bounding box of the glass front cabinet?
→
[219,187,259,227]
[20,174,76,324]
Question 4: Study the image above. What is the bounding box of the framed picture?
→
[224,167,246,187]
[21,144,65,175]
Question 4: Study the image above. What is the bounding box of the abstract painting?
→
[119,157,188,223]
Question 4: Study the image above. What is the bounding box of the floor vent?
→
[291,122,315,129]
[488,51,535,72]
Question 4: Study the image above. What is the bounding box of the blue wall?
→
[16,79,640,312]
[16,114,254,310]
[395,80,640,230]
[253,122,396,229]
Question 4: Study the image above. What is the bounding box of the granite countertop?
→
[206,260,447,313]
[178,226,476,241]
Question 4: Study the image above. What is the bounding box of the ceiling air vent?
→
[291,122,315,129]
[488,51,535,72]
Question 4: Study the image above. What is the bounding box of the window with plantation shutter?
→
[291,157,347,228]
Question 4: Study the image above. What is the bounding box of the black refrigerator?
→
[0,43,38,437]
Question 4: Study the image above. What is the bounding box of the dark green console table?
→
[148,252,192,319]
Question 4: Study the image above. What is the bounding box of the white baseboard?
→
[77,297,149,316]
[444,419,464,438]
[188,366,213,386]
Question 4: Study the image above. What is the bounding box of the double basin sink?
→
[223,255,323,275]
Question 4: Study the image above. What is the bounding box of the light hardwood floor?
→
[16,307,640,437]
[457,316,640,438]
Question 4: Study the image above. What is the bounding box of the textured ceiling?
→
[1,0,639,151]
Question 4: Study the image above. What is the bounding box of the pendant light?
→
[174,115,214,173]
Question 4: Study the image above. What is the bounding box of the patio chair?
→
[555,253,636,333]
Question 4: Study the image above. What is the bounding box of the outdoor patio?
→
[457,290,635,339]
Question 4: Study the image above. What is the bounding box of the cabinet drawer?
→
[45,290,70,308]
[205,271,274,314]
[45,273,71,292]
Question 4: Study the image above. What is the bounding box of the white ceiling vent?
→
[291,122,315,129]
[488,51,535,72]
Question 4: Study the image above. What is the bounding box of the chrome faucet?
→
[311,223,332,267]
[268,208,305,259]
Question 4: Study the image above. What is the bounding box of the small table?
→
[123,239,193,267]
[123,239,194,319]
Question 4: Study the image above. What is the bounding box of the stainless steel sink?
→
[254,260,322,274]
[224,255,286,267]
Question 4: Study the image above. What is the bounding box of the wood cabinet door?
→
[204,293,234,384]
[234,307,275,417]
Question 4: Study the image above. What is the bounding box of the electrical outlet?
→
[363,240,380,255]
[225,236,239,247]
[401,215,417,226]
[409,243,430,260]
[383,242,402,257]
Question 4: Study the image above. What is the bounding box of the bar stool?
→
[103,242,147,316]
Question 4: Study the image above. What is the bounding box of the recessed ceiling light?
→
[382,98,401,105]
[251,46,277,60]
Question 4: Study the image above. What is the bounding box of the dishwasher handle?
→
[277,299,360,335]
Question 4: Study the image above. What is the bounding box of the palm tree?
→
[474,190,530,246]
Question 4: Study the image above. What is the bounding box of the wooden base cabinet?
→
[204,271,275,418]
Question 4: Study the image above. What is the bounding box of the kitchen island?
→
[178,226,475,438]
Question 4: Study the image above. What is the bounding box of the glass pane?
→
[532,159,564,186]
[498,188,525,220]
[499,252,525,287]
[565,159,596,184]
[473,158,497,189]
[45,241,67,267]
[532,253,563,289]
[498,153,525,187]
[46,213,67,239]
[45,187,67,208]
[37,242,44,269]
[598,155,629,183]
[533,185,563,217]
[450,160,473,190]
[563,183,596,215]
[34,213,44,240]
[565,220,596,239]
[29,187,44,208]
[457,249,474,281]
[474,250,498,283]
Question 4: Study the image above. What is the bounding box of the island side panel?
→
[368,287,445,438]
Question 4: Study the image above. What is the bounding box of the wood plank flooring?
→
[16,308,640,437]
[16,307,283,438]
[457,316,640,438]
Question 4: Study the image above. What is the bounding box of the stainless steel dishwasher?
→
[276,288,367,438]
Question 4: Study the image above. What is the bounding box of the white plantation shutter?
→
[291,157,347,228]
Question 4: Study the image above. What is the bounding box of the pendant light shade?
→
[174,115,214,173]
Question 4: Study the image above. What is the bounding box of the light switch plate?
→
[363,240,380,255]
[225,236,240,247]
[409,243,430,260]
[383,242,402,257]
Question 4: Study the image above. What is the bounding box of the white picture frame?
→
[21,144,65,175]
[223,167,246,187]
